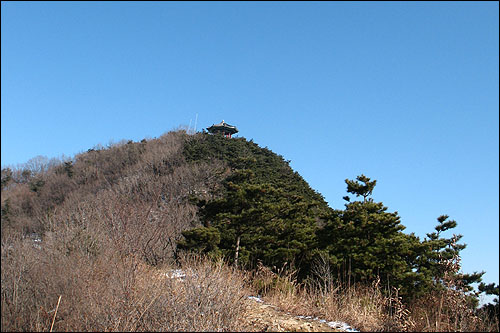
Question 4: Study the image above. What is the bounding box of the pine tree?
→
[345,174,376,202]
[319,175,424,298]
[479,282,499,318]
[189,177,319,273]
[177,226,222,259]
[417,215,484,300]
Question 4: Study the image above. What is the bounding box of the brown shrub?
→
[1,234,249,331]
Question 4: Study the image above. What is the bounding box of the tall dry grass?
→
[249,258,498,332]
[1,234,249,332]
[250,262,408,331]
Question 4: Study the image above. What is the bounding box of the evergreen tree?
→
[177,226,221,257]
[180,167,320,275]
[479,282,499,318]
[319,175,425,298]
[345,174,376,202]
[416,215,484,302]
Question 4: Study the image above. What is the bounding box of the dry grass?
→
[1,234,249,332]
[408,292,498,332]
[252,264,405,331]
[134,253,250,332]
[2,229,498,333]
[249,260,498,332]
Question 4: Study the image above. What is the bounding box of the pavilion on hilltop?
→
[206,120,238,138]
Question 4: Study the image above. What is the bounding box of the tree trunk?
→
[234,235,241,267]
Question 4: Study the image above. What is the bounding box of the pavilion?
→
[206,120,238,138]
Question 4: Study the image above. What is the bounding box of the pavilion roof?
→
[207,120,238,134]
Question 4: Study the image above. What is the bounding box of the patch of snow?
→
[325,321,359,332]
[247,296,264,303]
[163,269,186,279]
[31,236,42,249]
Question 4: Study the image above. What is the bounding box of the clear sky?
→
[2,1,498,299]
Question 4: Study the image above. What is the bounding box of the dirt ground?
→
[241,297,341,332]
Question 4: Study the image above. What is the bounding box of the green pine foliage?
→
[177,226,222,258]
[182,133,327,276]
[181,137,489,304]
[183,132,327,204]
[479,282,499,317]
[318,175,425,299]
[319,177,484,301]
[416,215,484,304]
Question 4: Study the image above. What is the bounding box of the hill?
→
[1,129,498,332]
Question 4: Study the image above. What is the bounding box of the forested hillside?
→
[1,130,498,332]
[181,132,330,277]
[179,132,493,303]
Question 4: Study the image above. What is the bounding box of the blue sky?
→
[2,1,498,299]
